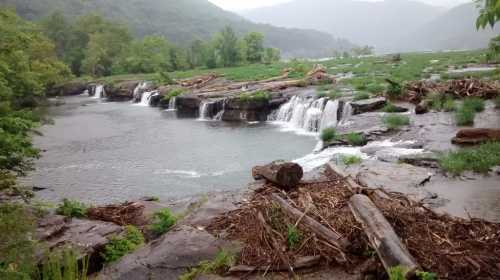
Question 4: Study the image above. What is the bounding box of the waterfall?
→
[214,110,224,121]
[168,97,177,110]
[93,85,104,99]
[136,91,157,106]
[320,100,339,130]
[341,101,353,124]
[198,101,211,120]
[133,82,149,101]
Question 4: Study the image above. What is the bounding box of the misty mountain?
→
[243,0,498,52]
[0,0,355,58]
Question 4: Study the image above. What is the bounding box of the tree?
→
[214,26,241,67]
[351,45,374,56]
[115,35,172,74]
[476,0,500,28]
[244,32,264,63]
[262,48,281,64]
[187,39,206,68]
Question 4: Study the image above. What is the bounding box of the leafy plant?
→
[342,155,362,166]
[102,226,144,263]
[56,199,88,218]
[463,97,485,112]
[439,142,500,175]
[287,225,302,249]
[150,208,177,235]
[382,103,401,113]
[383,114,410,130]
[353,92,370,101]
[442,98,457,112]
[345,132,366,146]
[39,248,89,280]
[179,250,235,280]
[320,127,338,142]
[388,265,408,280]
[455,106,475,126]
[385,79,402,99]
[416,270,437,280]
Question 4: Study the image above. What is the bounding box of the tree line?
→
[41,12,281,78]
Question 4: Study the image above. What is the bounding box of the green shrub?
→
[342,155,362,166]
[388,266,407,280]
[382,103,400,113]
[463,97,485,112]
[439,142,500,175]
[0,203,37,279]
[287,225,302,249]
[102,226,144,263]
[345,132,366,146]
[455,106,475,126]
[353,92,370,101]
[383,114,410,130]
[239,91,270,102]
[386,81,402,99]
[416,271,437,280]
[320,127,338,142]
[442,98,456,112]
[150,208,177,235]
[40,248,89,280]
[56,199,88,218]
[179,250,235,280]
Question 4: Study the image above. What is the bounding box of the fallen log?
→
[349,194,419,278]
[252,161,303,190]
[452,128,500,145]
[229,255,321,273]
[271,193,350,257]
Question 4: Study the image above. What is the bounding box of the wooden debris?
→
[252,161,304,190]
[229,256,321,273]
[349,194,419,278]
[87,201,145,226]
[178,73,218,88]
[452,128,500,145]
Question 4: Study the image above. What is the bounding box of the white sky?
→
[208,0,472,11]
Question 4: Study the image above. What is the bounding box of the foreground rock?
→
[452,128,500,145]
[48,81,88,97]
[104,81,141,101]
[252,161,304,190]
[350,97,387,115]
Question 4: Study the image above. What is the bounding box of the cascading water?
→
[93,85,105,99]
[198,101,211,120]
[320,100,339,130]
[136,91,157,106]
[133,82,150,101]
[340,102,353,125]
[168,97,177,110]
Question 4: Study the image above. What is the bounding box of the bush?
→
[442,98,456,112]
[342,155,362,166]
[439,142,500,175]
[287,225,302,249]
[345,132,366,146]
[320,127,338,142]
[382,103,400,113]
[150,208,177,235]
[162,88,184,102]
[56,199,88,218]
[463,97,485,112]
[39,248,89,280]
[386,81,402,99]
[383,114,410,130]
[353,92,370,101]
[239,91,270,102]
[455,106,475,126]
[102,225,144,263]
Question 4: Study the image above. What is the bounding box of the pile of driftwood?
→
[209,163,500,279]
[177,73,219,89]
[404,79,499,104]
[87,201,146,226]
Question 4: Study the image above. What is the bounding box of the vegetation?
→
[102,225,144,263]
[385,80,403,99]
[342,155,362,166]
[383,114,410,130]
[39,248,89,280]
[150,209,177,235]
[239,91,271,102]
[320,128,338,142]
[454,98,485,126]
[462,97,486,113]
[382,103,401,113]
[439,142,500,175]
[345,132,366,146]
[179,250,235,280]
[353,92,371,101]
[286,225,302,249]
[56,199,88,218]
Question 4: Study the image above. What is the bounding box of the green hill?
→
[0,0,355,58]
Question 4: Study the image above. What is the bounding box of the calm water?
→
[26,96,316,204]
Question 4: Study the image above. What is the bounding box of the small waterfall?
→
[320,100,339,130]
[214,110,224,121]
[133,82,150,101]
[136,91,157,106]
[168,97,177,110]
[340,101,353,125]
[198,101,211,120]
[93,85,104,99]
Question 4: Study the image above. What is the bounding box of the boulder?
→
[47,81,88,97]
[105,81,140,101]
[415,100,430,114]
[350,97,387,115]
[252,160,303,190]
[176,94,202,117]
[221,97,270,122]
[452,128,500,145]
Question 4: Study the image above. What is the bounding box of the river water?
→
[27,96,316,204]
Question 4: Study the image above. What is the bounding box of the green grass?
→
[102,225,144,263]
[388,266,408,280]
[383,114,410,130]
[320,127,338,142]
[439,142,500,175]
[162,88,185,102]
[150,208,177,235]
[455,106,475,126]
[345,132,366,146]
[365,82,385,94]
[56,199,88,218]
[179,250,235,280]
[40,248,89,280]
[442,98,457,112]
[239,90,270,102]
[463,97,485,112]
[382,103,401,113]
[342,155,362,166]
[416,271,437,280]
[286,225,302,250]
[353,92,370,101]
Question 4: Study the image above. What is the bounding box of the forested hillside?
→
[0,0,355,58]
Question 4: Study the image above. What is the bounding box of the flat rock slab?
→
[97,225,237,280]
[350,97,386,115]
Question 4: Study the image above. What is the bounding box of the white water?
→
[320,100,339,130]
[198,101,211,121]
[168,97,177,110]
[340,102,353,125]
[136,91,157,106]
[93,85,105,99]
[133,81,150,100]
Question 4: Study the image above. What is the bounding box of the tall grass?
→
[439,142,500,175]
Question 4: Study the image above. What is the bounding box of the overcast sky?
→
[208,0,472,11]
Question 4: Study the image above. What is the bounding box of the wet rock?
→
[176,94,202,117]
[374,148,426,163]
[452,128,500,145]
[221,97,270,122]
[47,81,88,97]
[399,152,440,168]
[415,100,430,114]
[97,225,238,280]
[105,81,140,101]
[351,97,387,115]
[361,140,424,155]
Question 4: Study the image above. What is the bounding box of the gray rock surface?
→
[350,97,386,115]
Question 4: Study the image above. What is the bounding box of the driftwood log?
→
[229,256,321,273]
[252,161,303,190]
[452,128,500,145]
[349,194,419,277]
[271,193,350,261]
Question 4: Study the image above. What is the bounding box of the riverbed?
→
[26,95,316,204]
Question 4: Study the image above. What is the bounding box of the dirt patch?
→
[208,167,500,279]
